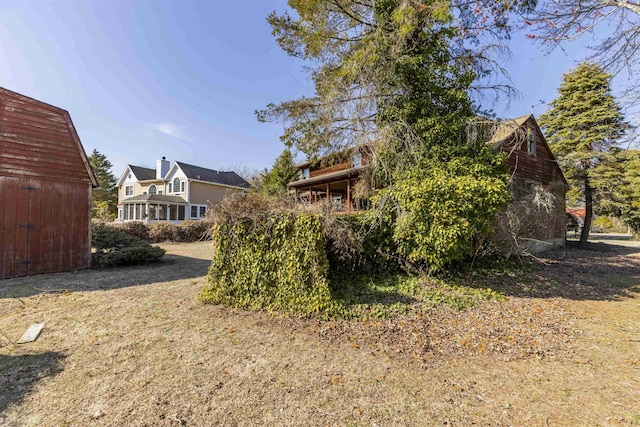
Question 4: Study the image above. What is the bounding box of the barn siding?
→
[0,90,93,184]
[0,177,91,279]
[0,87,95,279]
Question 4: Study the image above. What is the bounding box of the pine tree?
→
[256,148,299,197]
[592,148,640,235]
[88,149,118,221]
[539,62,628,245]
[257,0,533,162]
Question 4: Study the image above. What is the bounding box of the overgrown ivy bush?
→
[376,148,510,272]
[200,194,334,315]
[324,211,398,275]
[92,223,166,267]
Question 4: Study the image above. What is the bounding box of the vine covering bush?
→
[92,223,166,267]
[200,195,333,315]
[324,211,398,275]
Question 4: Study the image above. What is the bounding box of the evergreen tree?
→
[88,149,118,221]
[258,1,515,270]
[592,148,640,234]
[258,0,533,162]
[539,62,628,245]
[256,148,300,197]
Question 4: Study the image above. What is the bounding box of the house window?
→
[181,181,185,192]
[168,183,172,193]
[303,168,310,179]
[178,206,185,220]
[190,205,208,219]
[527,126,536,155]
[352,153,362,168]
[125,185,134,196]
[158,190,163,195]
[149,185,157,195]
[173,178,181,193]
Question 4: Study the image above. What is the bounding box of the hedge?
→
[94,220,214,243]
[200,210,334,315]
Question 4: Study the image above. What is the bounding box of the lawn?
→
[1,240,639,426]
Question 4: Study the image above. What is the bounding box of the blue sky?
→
[0,1,631,177]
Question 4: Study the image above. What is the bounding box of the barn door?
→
[0,177,41,279]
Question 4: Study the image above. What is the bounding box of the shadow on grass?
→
[460,240,640,301]
[0,254,211,299]
[0,351,66,414]
[329,272,417,307]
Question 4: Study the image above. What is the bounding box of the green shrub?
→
[591,216,627,233]
[200,195,333,315]
[377,154,510,272]
[92,223,165,267]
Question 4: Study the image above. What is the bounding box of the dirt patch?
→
[1,240,639,426]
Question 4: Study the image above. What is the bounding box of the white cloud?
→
[151,122,189,141]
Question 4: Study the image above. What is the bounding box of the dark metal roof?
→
[175,162,250,188]
[120,194,187,204]
[129,165,156,181]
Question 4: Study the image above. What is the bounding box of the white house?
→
[116,157,249,223]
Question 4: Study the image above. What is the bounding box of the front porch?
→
[288,167,369,212]
[117,194,189,224]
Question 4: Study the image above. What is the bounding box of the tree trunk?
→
[580,177,593,246]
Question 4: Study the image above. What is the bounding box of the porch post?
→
[145,203,150,223]
[346,179,351,212]
[326,184,331,206]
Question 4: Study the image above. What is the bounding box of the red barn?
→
[0,87,98,279]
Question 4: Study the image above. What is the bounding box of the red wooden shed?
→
[0,87,98,279]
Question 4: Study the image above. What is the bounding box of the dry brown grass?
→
[1,240,640,426]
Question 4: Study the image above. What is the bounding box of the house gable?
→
[490,115,568,188]
[164,163,188,196]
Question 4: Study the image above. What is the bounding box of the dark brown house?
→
[488,115,568,247]
[288,114,568,248]
[288,145,372,211]
[0,87,98,279]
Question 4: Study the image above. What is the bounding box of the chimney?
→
[156,156,170,179]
